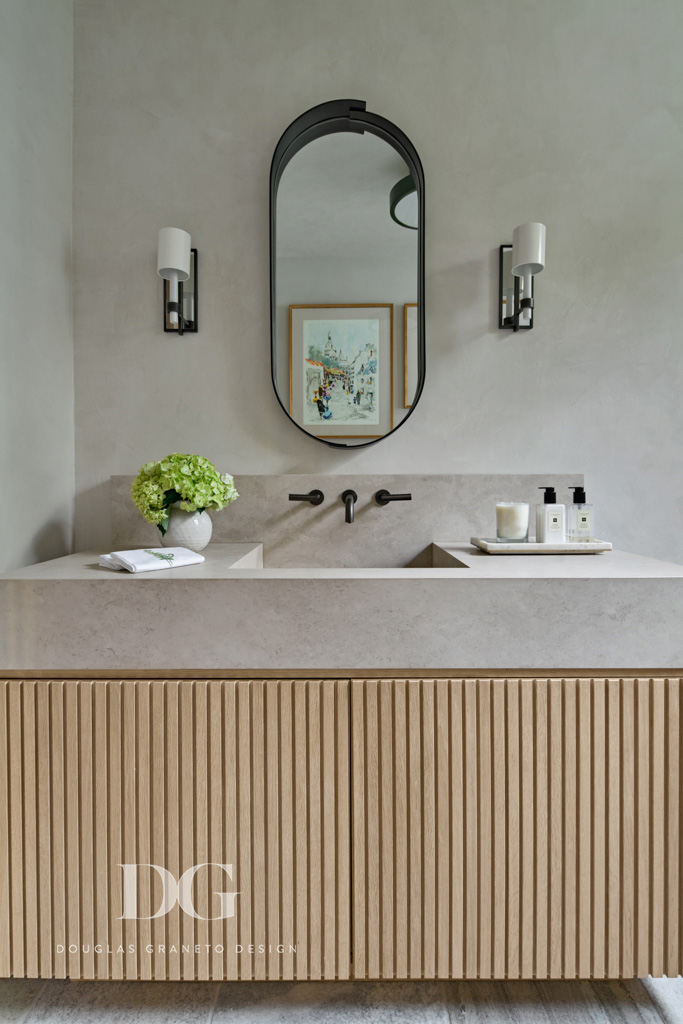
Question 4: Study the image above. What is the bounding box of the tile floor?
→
[0,977,682,1023]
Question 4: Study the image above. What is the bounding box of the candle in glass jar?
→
[496,502,529,542]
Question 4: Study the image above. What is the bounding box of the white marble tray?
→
[471,537,613,555]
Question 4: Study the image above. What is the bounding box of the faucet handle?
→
[375,489,412,506]
[289,489,324,506]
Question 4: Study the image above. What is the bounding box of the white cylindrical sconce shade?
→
[511,222,546,277]
[157,227,191,281]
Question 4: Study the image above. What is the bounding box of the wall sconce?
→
[157,227,198,335]
[499,222,546,331]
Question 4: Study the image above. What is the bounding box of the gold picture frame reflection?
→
[289,304,394,440]
[404,303,418,408]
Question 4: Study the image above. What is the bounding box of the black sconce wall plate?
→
[498,244,534,331]
[163,248,198,335]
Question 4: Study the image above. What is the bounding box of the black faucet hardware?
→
[375,489,412,506]
[289,489,324,506]
[341,489,358,524]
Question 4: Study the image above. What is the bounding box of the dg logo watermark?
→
[118,863,239,921]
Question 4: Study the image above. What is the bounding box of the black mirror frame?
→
[269,99,425,449]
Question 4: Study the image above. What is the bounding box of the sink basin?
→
[260,543,470,570]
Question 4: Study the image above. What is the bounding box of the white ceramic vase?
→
[160,506,213,552]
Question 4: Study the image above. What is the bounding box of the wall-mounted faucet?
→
[375,489,412,506]
[341,489,357,524]
[289,489,324,506]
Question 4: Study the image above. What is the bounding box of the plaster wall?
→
[1,0,74,571]
[73,0,683,561]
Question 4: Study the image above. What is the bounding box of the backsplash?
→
[111,474,584,568]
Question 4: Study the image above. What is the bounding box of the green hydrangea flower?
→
[130,454,238,534]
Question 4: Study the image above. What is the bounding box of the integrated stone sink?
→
[2,542,683,672]
[262,544,471,570]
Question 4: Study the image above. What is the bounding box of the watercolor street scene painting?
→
[302,318,380,426]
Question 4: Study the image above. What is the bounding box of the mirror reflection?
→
[274,130,420,445]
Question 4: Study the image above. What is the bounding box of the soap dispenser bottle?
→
[567,485,595,542]
[536,486,567,543]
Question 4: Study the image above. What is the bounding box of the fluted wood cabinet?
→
[1,677,681,981]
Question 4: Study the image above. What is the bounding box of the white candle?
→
[496,502,529,542]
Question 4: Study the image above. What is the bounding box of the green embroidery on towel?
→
[144,549,175,565]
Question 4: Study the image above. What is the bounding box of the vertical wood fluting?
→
[0,678,350,981]
[350,678,683,980]
[0,677,681,980]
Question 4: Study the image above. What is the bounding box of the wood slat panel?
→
[492,677,507,979]
[350,677,683,980]
[22,684,38,978]
[150,680,166,981]
[0,679,349,981]
[507,679,521,979]
[0,683,9,978]
[50,682,67,979]
[520,679,535,979]
[164,680,180,981]
[592,677,607,978]
[477,678,493,980]
[464,679,478,978]
[7,682,24,978]
[194,680,209,981]
[64,681,80,980]
[622,678,636,977]
[364,680,379,979]
[394,678,409,979]
[107,681,123,980]
[379,678,394,980]
[435,679,450,979]
[607,677,621,979]
[36,682,54,976]
[350,679,366,978]
[422,679,436,978]
[534,680,548,980]
[134,682,151,981]
[250,680,267,982]
[222,680,239,981]
[666,677,680,977]
[563,678,577,980]
[267,681,281,981]
[335,678,351,980]
[78,682,94,980]
[408,680,422,978]
[1,676,681,981]
[277,681,293,982]
[651,678,666,978]
[178,680,194,980]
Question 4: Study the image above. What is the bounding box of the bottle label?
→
[577,510,592,532]
[548,512,563,531]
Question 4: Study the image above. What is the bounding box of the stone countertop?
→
[1,544,682,672]
[2,542,682,580]
[0,544,265,580]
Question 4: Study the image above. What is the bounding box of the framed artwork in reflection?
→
[289,304,394,439]
[404,303,418,408]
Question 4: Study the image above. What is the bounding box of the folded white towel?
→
[98,547,205,573]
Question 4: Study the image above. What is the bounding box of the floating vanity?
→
[1,476,683,984]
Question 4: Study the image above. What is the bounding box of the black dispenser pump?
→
[570,485,586,503]
[539,486,557,504]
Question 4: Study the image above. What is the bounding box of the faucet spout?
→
[341,489,358,524]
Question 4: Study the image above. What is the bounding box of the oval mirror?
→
[270,100,425,448]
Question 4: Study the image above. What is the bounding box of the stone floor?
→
[0,978,682,1023]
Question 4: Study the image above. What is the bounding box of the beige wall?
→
[73,0,683,561]
[0,0,74,572]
